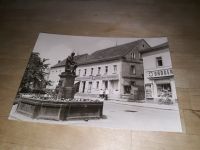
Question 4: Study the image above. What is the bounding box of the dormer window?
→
[131,52,135,60]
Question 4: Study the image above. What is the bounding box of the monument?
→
[16,52,103,121]
[57,52,77,99]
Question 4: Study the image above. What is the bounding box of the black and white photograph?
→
[9,33,182,132]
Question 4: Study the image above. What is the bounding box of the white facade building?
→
[48,39,150,101]
[75,61,121,99]
[141,42,177,103]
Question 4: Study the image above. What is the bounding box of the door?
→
[88,82,92,93]
[82,81,86,93]
[105,81,108,89]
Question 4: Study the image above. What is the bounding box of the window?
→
[84,69,87,76]
[105,66,108,74]
[91,68,94,75]
[88,82,92,93]
[130,81,135,86]
[130,65,136,74]
[113,65,117,73]
[157,83,172,97]
[156,57,163,67]
[98,67,101,75]
[139,52,142,59]
[78,69,81,76]
[131,52,135,60]
[96,81,99,89]
[124,85,131,94]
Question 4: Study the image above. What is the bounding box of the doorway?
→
[82,81,86,93]
[104,81,108,89]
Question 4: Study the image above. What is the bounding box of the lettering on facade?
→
[148,68,173,78]
[75,75,119,81]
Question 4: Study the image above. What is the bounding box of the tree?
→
[19,52,52,93]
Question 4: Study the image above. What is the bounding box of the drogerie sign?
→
[148,68,173,78]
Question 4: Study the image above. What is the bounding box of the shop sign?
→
[75,74,119,81]
[94,74,119,80]
[148,68,173,78]
[75,76,92,81]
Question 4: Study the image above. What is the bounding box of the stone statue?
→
[65,52,77,75]
[57,52,78,99]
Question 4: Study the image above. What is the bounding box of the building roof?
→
[140,42,169,54]
[51,39,150,68]
[80,39,148,65]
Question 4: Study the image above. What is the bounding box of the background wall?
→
[0,0,200,150]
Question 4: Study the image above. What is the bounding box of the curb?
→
[107,100,178,111]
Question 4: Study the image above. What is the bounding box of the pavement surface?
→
[9,101,182,132]
[108,100,179,110]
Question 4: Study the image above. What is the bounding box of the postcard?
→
[9,33,182,132]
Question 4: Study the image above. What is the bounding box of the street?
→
[9,101,182,132]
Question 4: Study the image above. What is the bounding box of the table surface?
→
[0,0,200,150]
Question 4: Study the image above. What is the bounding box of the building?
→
[48,39,151,101]
[140,42,177,103]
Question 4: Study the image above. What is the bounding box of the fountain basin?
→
[16,98,103,121]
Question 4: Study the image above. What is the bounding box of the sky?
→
[33,33,168,67]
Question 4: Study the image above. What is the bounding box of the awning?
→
[74,81,80,84]
[155,79,170,84]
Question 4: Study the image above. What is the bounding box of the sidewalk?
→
[73,94,179,110]
[108,99,179,110]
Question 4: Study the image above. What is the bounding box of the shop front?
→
[145,68,177,103]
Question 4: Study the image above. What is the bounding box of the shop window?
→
[157,83,172,97]
[124,85,131,94]
[156,57,163,67]
[130,65,136,74]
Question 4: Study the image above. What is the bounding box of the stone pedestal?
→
[57,71,76,99]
